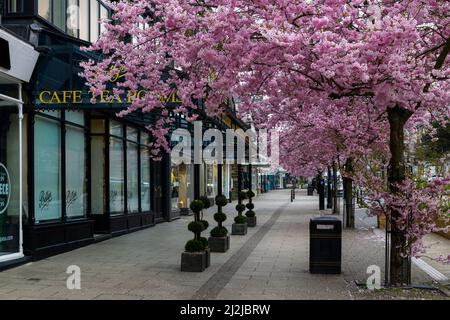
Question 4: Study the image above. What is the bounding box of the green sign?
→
[0,163,10,214]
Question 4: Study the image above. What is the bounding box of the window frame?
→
[34,0,111,43]
[32,110,88,224]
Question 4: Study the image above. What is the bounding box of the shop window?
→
[1,113,27,256]
[66,0,80,38]
[79,0,90,41]
[38,0,51,20]
[172,164,193,211]
[205,164,217,198]
[126,128,139,213]
[90,135,105,214]
[8,0,24,13]
[110,120,122,137]
[100,4,109,34]
[66,117,86,219]
[66,111,85,125]
[90,0,99,43]
[6,114,28,220]
[109,128,124,213]
[91,118,105,134]
[34,114,62,222]
[52,0,66,31]
[140,144,151,212]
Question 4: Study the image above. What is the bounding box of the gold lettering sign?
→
[37,90,182,106]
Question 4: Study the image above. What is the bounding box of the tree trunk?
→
[387,106,413,286]
[332,161,340,214]
[343,159,355,228]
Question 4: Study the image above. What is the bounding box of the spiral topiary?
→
[210,194,228,238]
[185,200,207,252]
[245,189,256,218]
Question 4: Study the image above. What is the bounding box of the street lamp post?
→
[327,166,333,209]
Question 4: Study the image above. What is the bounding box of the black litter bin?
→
[309,216,342,274]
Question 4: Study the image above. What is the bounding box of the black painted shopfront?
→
[0,0,177,259]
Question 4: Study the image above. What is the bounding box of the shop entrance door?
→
[152,161,163,222]
[0,107,23,263]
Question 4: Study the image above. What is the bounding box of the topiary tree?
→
[210,195,229,237]
[185,200,207,252]
[234,191,248,224]
[245,190,256,218]
[199,195,212,230]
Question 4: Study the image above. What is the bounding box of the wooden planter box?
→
[246,216,257,227]
[181,251,207,272]
[208,236,230,253]
[232,223,247,235]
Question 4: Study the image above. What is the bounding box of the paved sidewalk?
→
[0,189,447,300]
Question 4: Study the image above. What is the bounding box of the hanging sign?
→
[0,163,11,214]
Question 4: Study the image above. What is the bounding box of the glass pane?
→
[91,135,105,214]
[177,164,193,209]
[34,116,62,222]
[0,113,23,257]
[141,132,150,146]
[67,0,79,37]
[171,165,179,211]
[79,0,90,41]
[65,111,85,126]
[127,142,139,213]
[39,110,61,118]
[206,164,215,197]
[52,0,66,31]
[109,137,124,213]
[127,127,138,142]
[38,0,51,20]
[100,4,108,34]
[66,125,86,218]
[90,119,105,134]
[90,0,99,42]
[8,0,23,13]
[109,120,122,137]
[140,148,150,211]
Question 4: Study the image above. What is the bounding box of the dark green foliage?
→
[199,196,211,209]
[185,200,207,253]
[245,210,256,218]
[200,220,209,230]
[215,195,228,207]
[199,237,209,249]
[185,239,206,252]
[236,204,246,212]
[239,191,248,201]
[246,203,255,210]
[214,212,227,223]
[210,226,228,237]
[246,190,255,198]
[188,221,205,233]
[190,200,204,213]
[234,215,247,224]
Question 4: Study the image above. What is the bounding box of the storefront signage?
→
[36,89,182,107]
[0,163,11,215]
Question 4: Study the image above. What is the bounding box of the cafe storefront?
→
[0,27,39,267]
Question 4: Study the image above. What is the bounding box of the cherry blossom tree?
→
[81,0,450,285]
